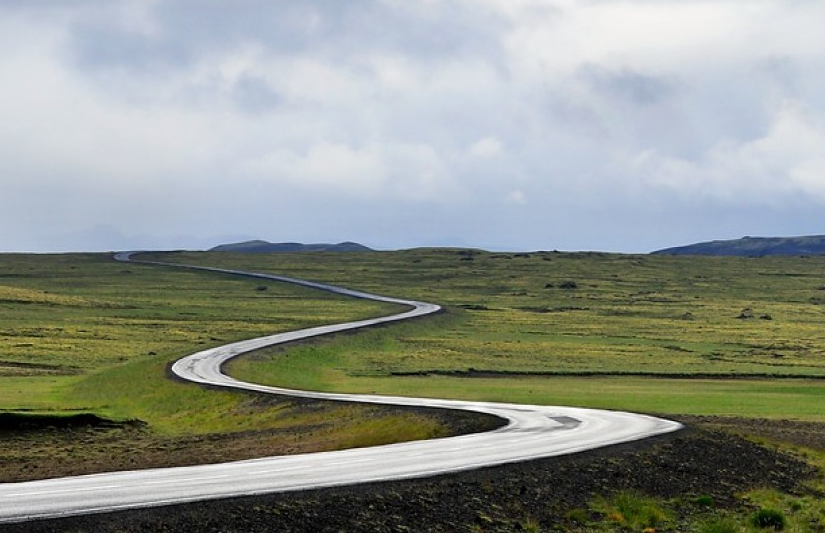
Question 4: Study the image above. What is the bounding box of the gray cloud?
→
[581,66,672,106]
[2,0,825,253]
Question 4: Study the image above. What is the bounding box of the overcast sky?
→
[2,0,824,253]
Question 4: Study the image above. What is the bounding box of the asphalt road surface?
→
[0,252,682,523]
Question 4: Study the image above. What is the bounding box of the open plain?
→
[2,250,825,530]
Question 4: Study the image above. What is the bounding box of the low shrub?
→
[751,507,786,530]
[693,495,715,507]
[565,508,589,525]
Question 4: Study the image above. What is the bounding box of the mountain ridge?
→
[652,235,825,256]
[209,241,373,253]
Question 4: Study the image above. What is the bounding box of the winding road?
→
[0,252,682,523]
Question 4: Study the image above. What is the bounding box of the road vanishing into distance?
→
[0,252,683,523]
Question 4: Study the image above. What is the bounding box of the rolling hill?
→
[209,240,373,253]
[652,235,825,256]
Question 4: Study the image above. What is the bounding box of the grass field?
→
[149,249,825,421]
[0,253,443,445]
[4,249,825,529]
[5,249,825,425]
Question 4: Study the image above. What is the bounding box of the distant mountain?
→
[652,235,825,256]
[209,240,372,253]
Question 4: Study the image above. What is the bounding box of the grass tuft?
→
[595,491,671,530]
[751,507,786,530]
[696,515,740,533]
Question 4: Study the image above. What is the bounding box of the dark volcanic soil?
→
[2,423,814,533]
[682,415,825,451]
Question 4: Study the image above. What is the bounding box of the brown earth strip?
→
[390,368,825,379]
[0,360,81,376]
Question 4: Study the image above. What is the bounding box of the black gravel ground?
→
[2,423,814,533]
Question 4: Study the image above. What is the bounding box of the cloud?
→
[505,189,527,205]
[633,101,825,203]
[243,141,454,202]
[2,0,825,252]
[468,137,504,158]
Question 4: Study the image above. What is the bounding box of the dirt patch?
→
[2,423,814,532]
[0,412,138,431]
[391,369,825,379]
[681,415,825,451]
[0,360,81,377]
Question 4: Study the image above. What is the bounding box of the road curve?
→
[0,252,682,523]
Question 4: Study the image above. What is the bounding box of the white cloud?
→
[633,101,825,203]
[243,143,385,197]
[242,141,453,202]
[506,189,527,205]
[0,13,224,193]
[468,137,504,158]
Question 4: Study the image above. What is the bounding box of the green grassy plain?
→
[6,249,825,426]
[152,249,825,421]
[0,253,410,437]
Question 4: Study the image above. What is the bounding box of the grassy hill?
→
[652,235,825,256]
